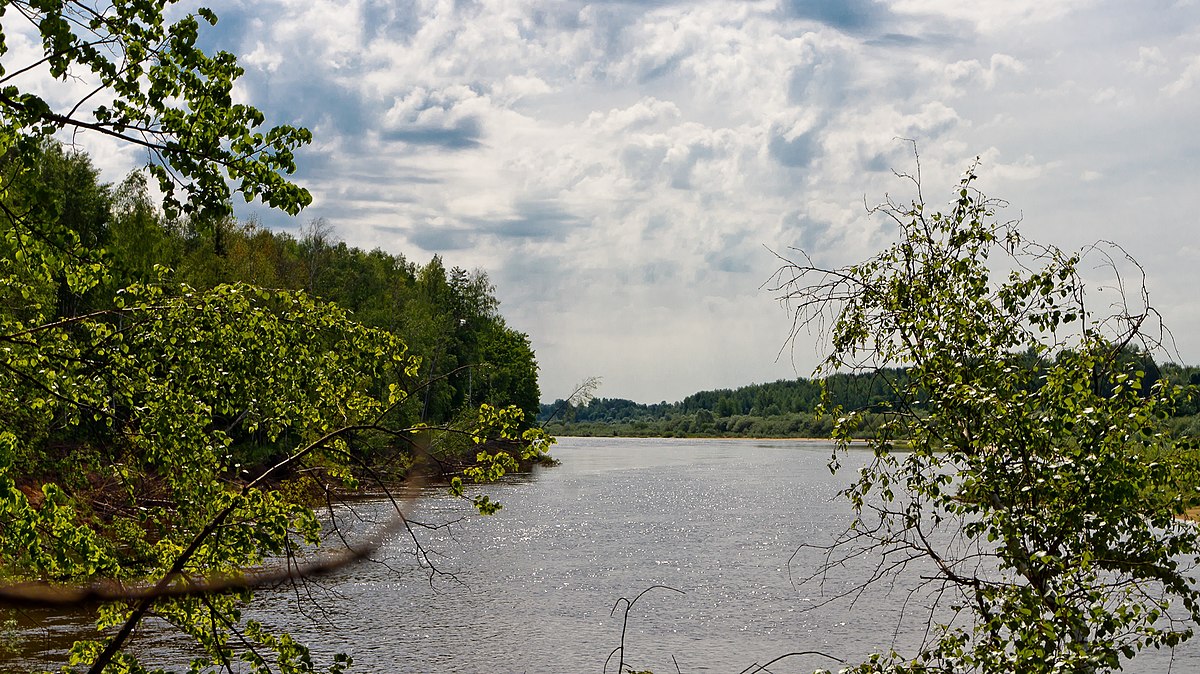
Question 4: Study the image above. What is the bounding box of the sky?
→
[12,0,1200,404]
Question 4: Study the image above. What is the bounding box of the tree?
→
[7,139,111,251]
[771,159,1200,672]
[107,170,183,285]
[2,139,113,319]
[0,3,550,672]
[299,217,336,293]
[478,320,542,423]
[1,0,311,220]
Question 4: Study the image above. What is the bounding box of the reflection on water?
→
[5,437,1200,672]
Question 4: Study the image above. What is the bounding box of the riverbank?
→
[542,409,896,440]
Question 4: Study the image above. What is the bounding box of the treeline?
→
[542,359,1200,438]
[537,371,906,438]
[14,140,542,486]
[35,140,539,427]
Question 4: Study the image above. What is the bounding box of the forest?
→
[31,140,542,429]
[0,3,548,667]
[542,355,1200,438]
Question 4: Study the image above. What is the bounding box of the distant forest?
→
[35,140,540,428]
[539,357,1200,438]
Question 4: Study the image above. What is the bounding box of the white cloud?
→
[494,74,553,102]
[976,148,1060,181]
[945,53,1026,91]
[585,98,683,135]
[1130,45,1168,75]
[1165,54,1200,96]
[17,0,1200,402]
[890,0,1096,32]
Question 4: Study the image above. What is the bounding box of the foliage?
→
[0,154,374,672]
[103,204,542,431]
[538,371,914,438]
[772,162,1200,672]
[1,0,311,220]
[543,411,842,439]
[0,2,548,672]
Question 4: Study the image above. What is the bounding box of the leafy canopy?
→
[0,3,550,673]
[1,0,312,219]
[774,161,1200,673]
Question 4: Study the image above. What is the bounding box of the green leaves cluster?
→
[1,0,311,219]
[779,164,1200,672]
[0,3,550,672]
[0,253,416,671]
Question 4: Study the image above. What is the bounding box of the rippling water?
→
[7,437,1200,672]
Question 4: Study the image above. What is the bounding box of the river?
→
[7,437,1200,672]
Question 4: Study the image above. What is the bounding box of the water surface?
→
[8,437,1199,673]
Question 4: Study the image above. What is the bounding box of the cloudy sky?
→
[19,0,1200,403]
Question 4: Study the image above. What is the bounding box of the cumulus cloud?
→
[381,86,489,149]
[20,0,1200,402]
[1165,55,1200,96]
[889,0,1093,32]
[945,53,1025,90]
[1131,45,1168,75]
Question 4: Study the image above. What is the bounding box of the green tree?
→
[7,140,112,250]
[107,171,183,286]
[478,321,541,423]
[0,3,550,673]
[3,139,113,318]
[773,162,1200,672]
[1,0,311,220]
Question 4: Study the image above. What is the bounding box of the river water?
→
[7,437,1200,672]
